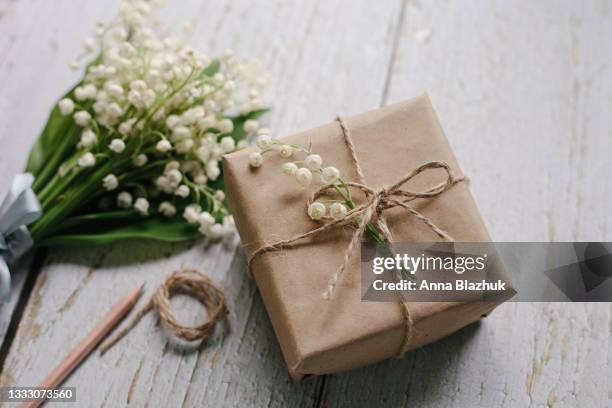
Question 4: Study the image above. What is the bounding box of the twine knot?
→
[250,160,464,300]
[318,161,463,299]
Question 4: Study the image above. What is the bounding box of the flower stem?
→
[30,160,121,241]
[331,183,385,244]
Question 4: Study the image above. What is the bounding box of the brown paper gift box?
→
[222,95,513,381]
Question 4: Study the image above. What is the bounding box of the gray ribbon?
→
[0,173,42,302]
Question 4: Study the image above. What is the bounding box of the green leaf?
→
[227,108,270,143]
[27,54,102,185]
[200,59,221,78]
[26,87,79,176]
[48,210,141,234]
[57,150,83,177]
[36,216,201,247]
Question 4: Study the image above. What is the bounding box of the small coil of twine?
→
[100,269,227,353]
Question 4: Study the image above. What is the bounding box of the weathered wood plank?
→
[322,1,612,407]
[3,0,611,407]
[0,0,403,406]
[0,0,119,347]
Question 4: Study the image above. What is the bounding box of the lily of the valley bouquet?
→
[0,0,270,300]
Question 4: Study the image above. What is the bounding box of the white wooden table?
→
[1,1,611,406]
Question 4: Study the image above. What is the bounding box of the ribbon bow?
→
[0,174,42,302]
[249,161,465,299]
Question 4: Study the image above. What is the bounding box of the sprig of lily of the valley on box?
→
[27,0,271,246]
[247,139,387,246]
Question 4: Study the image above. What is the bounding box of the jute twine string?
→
[247,117,466,356]
[100,269,227,353]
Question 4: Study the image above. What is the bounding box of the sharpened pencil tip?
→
[129,282,145,296]
[131,283,145,302]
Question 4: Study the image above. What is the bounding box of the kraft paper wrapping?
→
[223,95,512,381]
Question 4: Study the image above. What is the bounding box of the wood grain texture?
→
[0,0,403,406]
[322,1,612,407]
[0,0,118,346]
[0,0,611,407]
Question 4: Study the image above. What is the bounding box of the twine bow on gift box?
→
[247,117,466,356]
[310,159,463,299]
[0,173,42,302]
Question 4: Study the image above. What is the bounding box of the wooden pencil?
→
[20,283,144,408]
